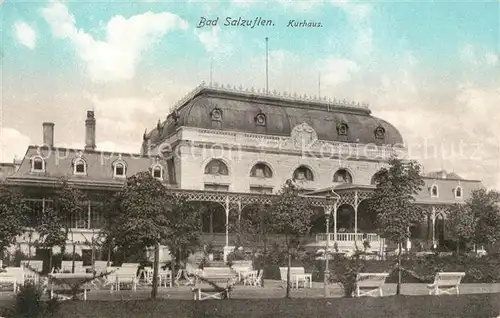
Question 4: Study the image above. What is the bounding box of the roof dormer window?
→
[430,184,439,198]
[113,161,126,178]
[31,156,45,172]
[73,158,87,175]
[455,186,463,199]
[152,164,163,180]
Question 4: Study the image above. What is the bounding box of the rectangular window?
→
[167,159,176,184]
[33,160,43,171]
[24,199,44,227]
[115,166,124,176]
[89,201,105,229]
[249,186,273,194]
[76,164,85,173]
[204,184,229,192]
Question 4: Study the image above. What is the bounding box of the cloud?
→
[13,21,36,50]
[0,128,31,162]
[41,1,188,82]
[331,0,373,55]
[195,26,221,53]
[276,0,322,12]
[485,52,499,66]
[96,141,141,154]
[460,43,499,67]
[317,57,360,87]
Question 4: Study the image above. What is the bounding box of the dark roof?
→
[6,146,166,185]
[144,84,404,147]
[424,170,464,180]
[0,163,17,181]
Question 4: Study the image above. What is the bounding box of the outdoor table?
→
[48,273,97,300]
[292,274,313,289]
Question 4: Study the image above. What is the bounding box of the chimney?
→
[85,110,96,151]
[42,122,54,147]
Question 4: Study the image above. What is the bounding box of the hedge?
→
[266,255,500,284]
[1,294,499,318]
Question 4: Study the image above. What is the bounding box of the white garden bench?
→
[3,267,25,292]
[114,266,138,291]
[0,273,18,293]
[61,261,84,273]
[191,267,238,300]
[20,260,43,272]
[427,272,465,295]
[354,273,389,297]
[279,267,312,289]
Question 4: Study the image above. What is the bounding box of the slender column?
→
[87,201,91,229]
[225,197,230,247]
[333,205,338,244]
[354,192,359,246]
[431,207,436,248]
[324,206,331,298]
[237,200,242,246]
[209,211,214,234]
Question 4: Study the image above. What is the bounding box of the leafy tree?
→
[52,179,88,273]
[165,198,202,270]
[446,204,477,254]
[268,179,314,298]
[236,203,272,287]
[369,156,425,295]
[467,189,500,252]
[0,185,28,260]
[103,171,172,299]
[35,206,67,271]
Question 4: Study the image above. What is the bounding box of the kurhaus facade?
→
[3,82,484,260]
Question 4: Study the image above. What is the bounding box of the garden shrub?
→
[13,283,60,318]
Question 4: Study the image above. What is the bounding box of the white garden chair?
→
[354,273,389,297]
[427,272,465,295]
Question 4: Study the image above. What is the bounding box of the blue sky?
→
[1,0,499,188]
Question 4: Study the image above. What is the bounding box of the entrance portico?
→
[304,184,384,254]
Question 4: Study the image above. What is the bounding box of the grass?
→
[1,293,500,318]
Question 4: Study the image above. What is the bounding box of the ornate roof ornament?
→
[168,82,371,116]
[291,122,318,149]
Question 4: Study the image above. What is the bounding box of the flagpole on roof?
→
[318,72,321,98]
[265,37,269,94]
[209,56,213,86]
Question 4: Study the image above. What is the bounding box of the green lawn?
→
[2,294,500,318]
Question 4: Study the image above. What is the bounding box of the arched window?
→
[152,164,163,180]
[430,184,439,197]
[31,156,45,172]
[204,159,229,176]
[73,158,86,175]
[293,166,314,181]
[113,161,127,178]
[333,169,353,183]
[250,163,272,178]
[370,175,377,185]
[455,186,462,198]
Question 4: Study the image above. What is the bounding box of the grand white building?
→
[2,82,484,263]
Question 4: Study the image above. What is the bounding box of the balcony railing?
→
[315,233,380,242]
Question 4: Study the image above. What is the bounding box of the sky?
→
[1,0,499,189]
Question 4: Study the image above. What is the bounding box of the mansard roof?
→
[424,170,464,180]
[6,145,164,187]
[144,83,404,148]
